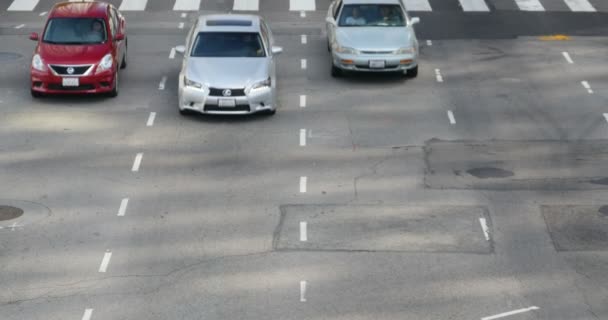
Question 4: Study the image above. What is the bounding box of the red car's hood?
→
[37,42,110,64]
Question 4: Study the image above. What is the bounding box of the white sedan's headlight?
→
[32,54,45,71]
[250,77,271,90]
[394,47,416,55]
[335,45,358,55]
[97,53,113,72]
[184,76,203,89]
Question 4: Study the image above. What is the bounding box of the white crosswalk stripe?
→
[403,0,432,11]
[173,0,201,11]
[514,0,544,11]
[7,0,40,11]
[119,0,149,11]
[459,0,490,12]
[563,0,596,12]
[290,0,316,11]
[233,0,259,10]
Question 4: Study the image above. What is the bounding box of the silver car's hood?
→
[336,27,413,51]
[186,57,270,88]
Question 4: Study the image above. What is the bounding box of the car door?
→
[326,0,342,49]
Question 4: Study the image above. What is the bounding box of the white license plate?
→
[62,78,79,87]
[369,60,386,69]
[218,99,236,108]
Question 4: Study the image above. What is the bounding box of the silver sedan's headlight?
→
[250,77,271,90]
[184,76,203,89]
[32,54,45,71]
[394,47,416,55]
[334,45,358,55]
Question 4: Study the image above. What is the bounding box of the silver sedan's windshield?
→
[338,4,405,27]
[43,18,107,44]
[190,32,266,58]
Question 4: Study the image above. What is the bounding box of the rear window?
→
[43,18,108,44]
[190,32,266,58]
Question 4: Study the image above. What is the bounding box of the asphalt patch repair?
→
[0,205,23,221]
[542,205,608,251]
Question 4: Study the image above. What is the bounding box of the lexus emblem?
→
[66,67,75,75]
[222,89,232,97]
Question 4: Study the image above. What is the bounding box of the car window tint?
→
[338,4,405,27]
[43,18,107,44]
[190,32,266,58]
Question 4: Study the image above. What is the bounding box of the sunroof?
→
[206,20,252,27]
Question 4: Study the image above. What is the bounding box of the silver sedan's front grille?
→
[49,65,94,76]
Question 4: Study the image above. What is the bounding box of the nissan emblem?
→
[66,67,75,75]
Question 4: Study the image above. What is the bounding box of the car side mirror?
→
[29,32,39,41]
[114,33,125,41]
[410,17,420,25]
[271,46,283,55]
[325,17,336,25]
[175,45,186,54]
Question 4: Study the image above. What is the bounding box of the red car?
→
[29,1,127,97]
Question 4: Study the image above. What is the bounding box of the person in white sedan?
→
[345,7,366,26]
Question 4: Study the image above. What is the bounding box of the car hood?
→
[186,58,270,88]
[336,27,412,51]
[37,42,110,64]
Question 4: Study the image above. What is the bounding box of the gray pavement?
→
[1,2,608,320]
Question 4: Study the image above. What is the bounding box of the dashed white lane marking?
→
[98,251,112,273]
[173,0,201,11]
[563,0,595,12]
[15,24,25,29]
[300,95,306,107]
[481,306,540,320]
[479,218,490,241]
[581,81,593,94]
[514,0,544,11]
[233,0,259,10]
[181,13,187,18]
[132,153,143,172]
[147,112,157,127]
[435,68,443,82]
[169,47,176,59]
[290,0,315,11]
[562,51,574,64]
[426,40,432,46]
[117,198,129,217]
[300,281,307,302]
[39,11,47,16]
[300,176,307,193]
[458,0,489,12]
[8,0,40,11]
[403,0,432,11]
[178,22,185,29]
[81,308,94,320]
[300,221,308,241]
[300,129,307,146]
[447,110,456,125]
[300,11,306,17]
[603,113,608,124]
[119,0,148,11]
[301,34,307,44]
[301,59,307,70]
[158,76,167,90]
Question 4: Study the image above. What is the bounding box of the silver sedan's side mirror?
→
[175,45,186,54]
[410,17,420,25]
[271,46,283,55]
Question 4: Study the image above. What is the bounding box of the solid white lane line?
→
[426,40,432,46]
[15,24,25,29]
[603,113,608,123]
[98,251,112,273]
[178,22,185,29]
[562,51,574,64]
[81,309,94,320]
[173,0,201,11]
[147,112,156,127]
[300,281,307,302]
[563,0,595,12]
[581,81,593,94]
[481,306,539,320]
[301,59,307,70]
[132,153,143,172]
[300,129,307,146]
[158,76,167,90]
[181,13,187,18]
[458,0,489,12]
[39,11,47,16]
[300,95,306,107]
[233,0,259,10]
[8,0,40,11]
[301,34,307,44]
[300,11,306,17]
[447,110,456,125]
[300,176,307,193]
[403,0,432,11]
[117,198,129,217]
[514,0,544,11]
[119,0,148,11]
[479,218,490,241]
[435,68,443,83]
[300,221,307,241]
[169,48,176,59]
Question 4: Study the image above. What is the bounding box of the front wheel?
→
[406,65,418,78]
[331,63,342,78]
[107,71,118,97]
[31,89,43,98]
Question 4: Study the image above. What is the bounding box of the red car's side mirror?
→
[29,32,39,41]
[114,33,125,41]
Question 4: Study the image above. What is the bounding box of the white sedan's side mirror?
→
[175,45,186,54]
[325,17,337,25]
[410,17,420,25]
[271,46,283,55]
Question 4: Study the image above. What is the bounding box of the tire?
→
[31,89,43,98]
[406,65,418,78]
[108,71,118,97]
[265,109,276,116]
[179,108,190,115]
[120,40,127,69]
[331,64,342,78]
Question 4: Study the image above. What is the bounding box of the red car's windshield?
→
[43,18,107,45]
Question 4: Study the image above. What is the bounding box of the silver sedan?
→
[176,14,282,115]
[326,0,420,77]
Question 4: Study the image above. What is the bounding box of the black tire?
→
[108,71,118,97]
[406,65,418,78]
[265,109,276,116]
[179,108,190,115]
[331,64,342,78]
[31,89,43,98]
[120,40,127,69]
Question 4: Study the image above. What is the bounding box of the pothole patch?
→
[467,167,514,179]
[0,206,24,221]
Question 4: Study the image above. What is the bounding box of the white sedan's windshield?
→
[338,4,405,27]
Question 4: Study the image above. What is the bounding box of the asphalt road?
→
[1,0,608,319]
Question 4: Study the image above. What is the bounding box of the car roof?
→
[49,1,109,19]
[196,14,261,33]
[342,0,402,5]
